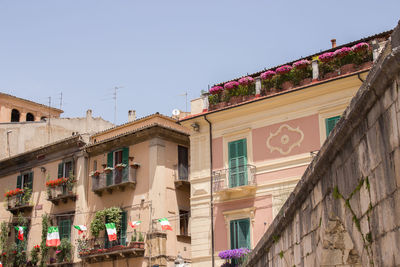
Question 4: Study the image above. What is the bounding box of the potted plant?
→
[208,86,225,110]
[90,170,101,177]
[352,42,373,69]
[275,65,293,90]
[130,230,137,248]
[292,59,312,86]
[104,167,113,174]
[115,163,127,171]
[238,76,255,100]
[138,232,145,249]
[318,52,338,79]
[224,81,241,105]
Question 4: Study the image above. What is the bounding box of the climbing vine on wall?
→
[90,207,122,238]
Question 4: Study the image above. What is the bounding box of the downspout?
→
[204,115,215,267]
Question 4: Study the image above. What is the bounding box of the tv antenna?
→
[179,91,188,113]
[113,86,124,124]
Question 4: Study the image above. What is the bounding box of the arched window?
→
[26,113,34,121]
[11,109,20,122]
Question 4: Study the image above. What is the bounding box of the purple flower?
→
[351,42,370,53]
[319,52,335,63]
[238,76,255,86]
[276,65,292,75]
[333,47,351,58]
[218,248,252,260]
[292,59,310,69]
[224,81,239,90]
[209,86,224,95]
[260,70,276,80]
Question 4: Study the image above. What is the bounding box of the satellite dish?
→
[172,109,181,116]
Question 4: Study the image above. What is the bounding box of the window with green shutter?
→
[230,218,250,249]
[228,139,247,188]
[120,211,127,246]
[58,163,64,178]
[325,116,341,137]
[59,219,71,241]
[122,147,129,182]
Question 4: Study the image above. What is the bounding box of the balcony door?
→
[228,139,247,188]
[106,147,129,186]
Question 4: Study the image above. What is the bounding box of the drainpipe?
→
[204,115,215,267]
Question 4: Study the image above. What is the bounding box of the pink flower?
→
[333,47,351,58]
[224,81,239,90]
[352,42,370,53]
[56,250,61,254]
[319,52,335,63]
[292,59,310,69]
[260,70,276,80]
[276,65,292,75]
[209,86,223,95]
[238,76,255,86]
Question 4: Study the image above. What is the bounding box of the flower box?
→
[115,163,127,170]
[104,167,113,174]
[340,63,356,75]
[90,170,101,177]
[299,78,312,86]
[281,81,294,90]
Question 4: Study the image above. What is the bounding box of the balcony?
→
[47,184,77,205]
[78,231,145,263]
[212,164,256,201]
[92,166,137,196]
[174,168,190,190]
[7,193,33,214]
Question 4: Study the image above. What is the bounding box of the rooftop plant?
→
[275,65,292,74]
[238,76,254,86]
[209,86,224,95]
[292,59,310,69]
[260,70,276,80]
[224,81,239,90]
[319,52,335,63]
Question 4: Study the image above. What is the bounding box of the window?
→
[11,109,20,122]
[230,218,250,249]
[178,146,189,181]
[179,210,189,236]
[58,161,73,178]
[325,116,341,136]
[93,160,97,171]
[26,113,34,121]
[58,218,71,241]
[17,172,33,190]
[106,147,129,185]
[228,139,247,188]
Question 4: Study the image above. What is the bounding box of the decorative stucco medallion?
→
[266,124,304,155]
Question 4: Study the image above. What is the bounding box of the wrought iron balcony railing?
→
[7,192,33,214]
[212,164,256,193]
[47,183,77,205]
[78,231,146,262]
[92,166,137,195]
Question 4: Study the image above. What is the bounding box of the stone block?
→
[394,148,400,188]
[366,124,384,171]
[303,234,313,256]
[293,244,301,266]
[359,183,371,216]
[378,230,400,266]
[320,248,344,265]
[357,138,372,178]
[303,252,316,266]
[312,181,323,209]
[381,80,396,111]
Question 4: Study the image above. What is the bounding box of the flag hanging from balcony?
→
[105,223,117,241]
[14,226,26,241]
[129,221,141,229]
[74,225,87,235]
[158,218,172,231]
[46,226,61,247]
[0,261,2,267]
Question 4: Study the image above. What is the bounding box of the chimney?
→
[331,39,337,48]
[86,109,92,119]
[128,110,136,122]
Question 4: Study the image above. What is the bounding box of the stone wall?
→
[245,21,400,267]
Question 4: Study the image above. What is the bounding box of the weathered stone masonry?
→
[246,21,400,267]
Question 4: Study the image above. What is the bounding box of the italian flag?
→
[74,225,87,235]
[129,221,141,229]
[158,218,172,231]
[0,261,2,267]
[14,226,25,241]
[105,223,117,241]
[46,226,61,247]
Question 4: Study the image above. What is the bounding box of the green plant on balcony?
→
[30,245,40,266]
[14,213,28,266]
[0,221,10,266]
[138,232,144,242]
[65,171,76,193]
[56,238,72,263]
[22,187,32,205]
[40,214,50,267]
[76,237,89,255]
[90,207,122,238]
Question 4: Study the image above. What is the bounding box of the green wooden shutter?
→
[16,175,22,189]
[26,172,33,190]
[228,139,247,188]
[58,163,64,178]
[238,219,250,248]
[59,219,71,241]
[325,116,341,136]
[106,152,114,186]
[120,211,127,246]
[230,220,236,249]
[122,147,129,165]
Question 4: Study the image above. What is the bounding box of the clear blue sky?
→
[1,1,399,124]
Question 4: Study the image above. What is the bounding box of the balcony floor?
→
[80,247,145,263]
[93,181,136,196]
